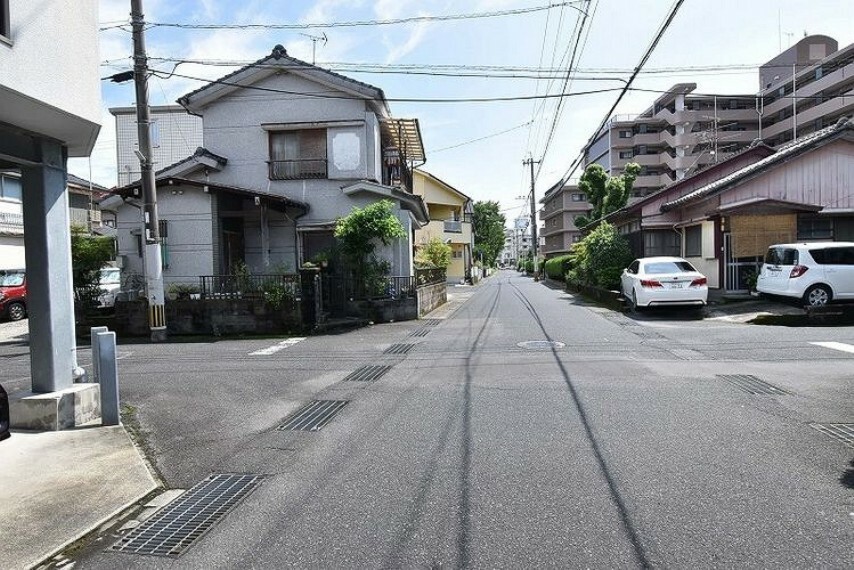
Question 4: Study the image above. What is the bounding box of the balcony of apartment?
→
[613,153,664,168]
[633,173,675,189]
[0,211,24,235]
[655,107,759,126]
[763,60,854,116]
[763,88,854,139]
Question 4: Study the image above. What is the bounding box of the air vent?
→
[343,365,392,382]
[278,400,348,431]
[110,473,264,557]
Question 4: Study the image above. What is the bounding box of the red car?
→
[0,269,26,321]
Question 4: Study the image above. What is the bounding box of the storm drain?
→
[422,319,442,326]
[716,374,790,395]
[385,343,416,355]
[343,365,392,382]
[278,400,348,431]
[110,473,264,557]
[410,328,431,337]
[809,423,854,448]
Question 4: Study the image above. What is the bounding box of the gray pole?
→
[523,158,541,281]
[791,63,797,140]
[131,0,167,341]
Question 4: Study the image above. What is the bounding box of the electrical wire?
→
[554,0,687,187]
[102,2,584,32]
[429,122,533,154]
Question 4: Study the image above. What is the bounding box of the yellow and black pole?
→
[132,0,167,342]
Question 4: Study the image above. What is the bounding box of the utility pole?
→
[131,0,167,342]
[522,158,541,281]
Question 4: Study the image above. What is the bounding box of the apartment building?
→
[110,105,203,186]
[583,35,854,196]
[501,224,532,265]
[539,183,588,258]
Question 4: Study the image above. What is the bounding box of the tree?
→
[472,200,506,267]
[574,162,641,228]
[576,221,633,289]
[70,224,115,310]
[415,237,452,268]
[334,199,406,284]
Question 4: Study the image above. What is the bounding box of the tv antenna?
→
[300,32,328,64]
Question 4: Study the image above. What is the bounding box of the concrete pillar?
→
[260,203,270,269]
[21,139,75,393]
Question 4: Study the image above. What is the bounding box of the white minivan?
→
[756,242,854,306]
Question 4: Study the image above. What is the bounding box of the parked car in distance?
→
[0,383,10,441]
[0,268,27,321]
[756,242,854,307]
[97,267,122,309]
[621,257,708,309]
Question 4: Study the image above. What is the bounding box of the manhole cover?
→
[517,340,565,350]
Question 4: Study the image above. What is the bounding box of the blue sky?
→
[70,0,854,224]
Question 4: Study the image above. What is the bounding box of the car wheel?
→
[631,290,644,312]
[803,284,831,307]
[7,302,26,321]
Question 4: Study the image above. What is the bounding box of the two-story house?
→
[111,45,428,286]
[1,0,101,394]
[412,169,473,282]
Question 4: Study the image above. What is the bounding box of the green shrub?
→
[544,254,573,281]
[583,222,633,289]
[524,259,534,274]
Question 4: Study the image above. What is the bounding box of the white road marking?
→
[810,341,854,354]
[250,337,306,356]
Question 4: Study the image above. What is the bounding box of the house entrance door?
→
[222,225,245,274]
[723,232,762,292]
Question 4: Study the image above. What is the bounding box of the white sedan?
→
[621,256,708,309]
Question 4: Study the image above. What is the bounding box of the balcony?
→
[0,211,24,234]
[268,158,328,180]
[444,220,463,233]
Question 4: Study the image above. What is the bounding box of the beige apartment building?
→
[539,183,587,257]
[583,35,854,196]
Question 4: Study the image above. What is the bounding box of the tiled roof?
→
[178,45,384,107]
[67,173,108,192]
[661,117,854,211]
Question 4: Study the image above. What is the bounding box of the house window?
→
[619,150,633,159]
[0,174,22,202]
[684,225,702,257]
[0,1,9,40]
[571,193,587,202]
[452,249,463,259]
[644,230,681,257]
[797,215,833,240]
[618,130,632,139]
[269,129,327,180]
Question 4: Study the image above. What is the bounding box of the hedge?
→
[544,254,573,281]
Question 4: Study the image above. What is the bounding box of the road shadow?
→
[841,459,854,489]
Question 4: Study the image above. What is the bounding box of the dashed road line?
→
[250,337,306,356]
[810,341,854,354]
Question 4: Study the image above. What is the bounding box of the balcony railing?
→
[443,220,463,233]
[268,158,328,180]
[0,211,24,234]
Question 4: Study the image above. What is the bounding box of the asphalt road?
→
[3,272,852,568]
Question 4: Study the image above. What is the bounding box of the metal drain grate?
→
[385,343,416,355]
[278,400,348,431]
[343,365,392,382]
[410,328,431,337]
[422,319,442,326]
[110,473,264,557]
[716,374,790,395]
[809,423,854,448]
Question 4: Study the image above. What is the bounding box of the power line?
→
[429,122,533,154]
[103,2,584,32]
[555,0,687,186]
[148,68,624,102]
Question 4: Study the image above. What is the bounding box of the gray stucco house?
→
[109,45,429,287]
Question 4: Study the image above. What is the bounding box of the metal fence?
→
[199,274,301,306]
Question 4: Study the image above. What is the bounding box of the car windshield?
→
[100,269,121,285]
[0,271,24,287]
[643,261,696,274]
